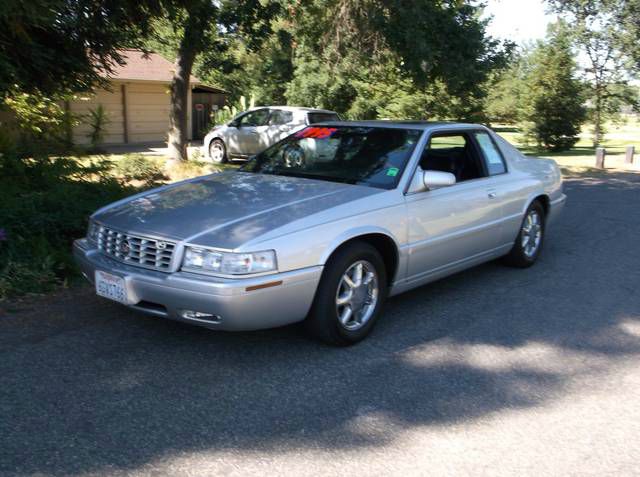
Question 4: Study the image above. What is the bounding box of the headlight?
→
[87,220,100,243]
[182,247,277,275]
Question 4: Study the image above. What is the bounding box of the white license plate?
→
[95,271,129,304]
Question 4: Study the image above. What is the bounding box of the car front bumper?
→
[73,239,323,331]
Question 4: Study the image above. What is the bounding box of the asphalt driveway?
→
[1,170,640,476]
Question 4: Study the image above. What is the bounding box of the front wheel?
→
[209,139,227,164]
[305,242,387,346]
[503,201,545,267]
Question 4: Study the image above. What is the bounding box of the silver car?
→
[203,106,340,163]
[74,121,566,345]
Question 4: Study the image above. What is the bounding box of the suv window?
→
[238,109,270,127]
[420,132,487,183]
[307,112,340,124]
[474,131,507,175]
[268,110,293,125]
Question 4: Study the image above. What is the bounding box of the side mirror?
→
[423,170,456,189]
[408,168,456,193]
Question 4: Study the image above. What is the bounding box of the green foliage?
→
[525,23,587,151]
[3,90,75,154]
[549,0,639,145]
[87,104,110,151]
[485,50,534,124]
[197,0,511,122]
[0,0,164,97]
[0,152,138,299]
[214,95,256,125]
[113,154,167,186]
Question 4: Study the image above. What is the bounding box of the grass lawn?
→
[494,116,640,177]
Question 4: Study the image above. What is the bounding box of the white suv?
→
[203,106,340,163]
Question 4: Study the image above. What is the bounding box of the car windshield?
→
[241,126,422,189]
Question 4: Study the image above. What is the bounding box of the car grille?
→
[95,225,175,271]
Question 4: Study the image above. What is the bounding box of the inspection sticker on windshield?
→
[295,127,338,139]
[386,167,399,177]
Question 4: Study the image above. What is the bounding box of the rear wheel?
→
[503,201,545,267]
[209,139,227,164]
[305,242,387,346]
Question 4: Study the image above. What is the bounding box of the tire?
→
[305,242,388,346]
[209,139,227,164]
[503,200,546,268]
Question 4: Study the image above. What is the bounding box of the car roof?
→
[309,120,485,131]
[248,106,338,114]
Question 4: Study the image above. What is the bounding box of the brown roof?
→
[104,49,200,84]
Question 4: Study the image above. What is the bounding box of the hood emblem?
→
[157,241,167,250]
[119,240,131,255]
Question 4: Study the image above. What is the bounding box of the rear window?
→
[307,112,340,124]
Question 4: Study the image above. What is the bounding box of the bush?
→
[112,153,167,186]
[3,90,76,156]
[0,153,138,299]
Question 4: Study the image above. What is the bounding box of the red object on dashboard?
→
[295,127,338,139]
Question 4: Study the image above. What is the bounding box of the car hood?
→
[93,172,382,249]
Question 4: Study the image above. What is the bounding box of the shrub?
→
[87,104,110,151]
[3,90,76,156]
[0,153,137,299]
[113,153,168,186]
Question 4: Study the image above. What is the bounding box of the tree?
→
[484,48,534,125]
[525,22,586,151]
[549,0,639,146]
[0,0,163,97]
[159,1,280,162]
[283,0,512,120]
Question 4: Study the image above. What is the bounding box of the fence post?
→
[625,146,635,164]
[595,147,606,169]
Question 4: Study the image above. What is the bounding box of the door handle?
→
[487,190,497,199]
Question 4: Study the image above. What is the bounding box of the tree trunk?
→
[168,40,196,162]
[593,89,603,148]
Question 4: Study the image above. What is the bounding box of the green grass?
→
[493,116,640,173]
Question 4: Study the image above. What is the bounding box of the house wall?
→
[68,81,178,145]
[69,87,125,145]
[126,82,171,143]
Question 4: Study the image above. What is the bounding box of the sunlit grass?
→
[495,116,640,173]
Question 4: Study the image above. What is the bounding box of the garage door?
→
[127,83,171,143]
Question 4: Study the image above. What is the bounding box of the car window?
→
[268,110,294,125]
[242,126,422,190]
[307,112,340,124]
[420,132,487,183]
[474,131,507,175]
[238,109,270,127]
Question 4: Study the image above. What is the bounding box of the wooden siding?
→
[126,83,171,143]
[69,88,125,145]
[68,82,172,145]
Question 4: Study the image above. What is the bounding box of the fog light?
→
[180,310,221,323]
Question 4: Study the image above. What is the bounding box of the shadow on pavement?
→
[1,172,640,475]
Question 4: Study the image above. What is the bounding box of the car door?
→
[226,108,271,156]
[264,109,295,147]
[405,130,506,281]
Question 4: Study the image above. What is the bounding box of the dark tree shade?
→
[0,0,163,96]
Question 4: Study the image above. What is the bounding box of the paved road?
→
[2,171,640,476]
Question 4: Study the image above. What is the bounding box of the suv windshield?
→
[241,126,422,189]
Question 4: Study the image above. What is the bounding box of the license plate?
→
[95,271,129,304]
